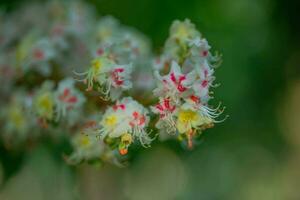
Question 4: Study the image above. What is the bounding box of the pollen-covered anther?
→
[118,133,133,155]
[119,148,128,155]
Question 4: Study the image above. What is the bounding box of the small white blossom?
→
[32,81,55,125]
[68,126,104,164]
[99,97,153,155]
[54,78,85,121]
[17,35,56,76]
[153,61,196,104]
[75,54,132,101]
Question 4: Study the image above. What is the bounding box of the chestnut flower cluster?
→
[0,1,225,166]
[151,19,227,149]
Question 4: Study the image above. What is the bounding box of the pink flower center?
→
[129,111,146,127]
[113,103,126,111]
[33,49,45,60]
[96,48,104,56]
[155,98,176,118]
[59,88,78,105]
[202,50,208,57]
[201,80,208,88]
[170,72,187,92]
[111,68,125,86]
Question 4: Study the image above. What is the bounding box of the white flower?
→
[33,81,55,123]
[99,97,153,155]
[19,36,56,76]
[0,92,35,145]
[188,37,211,59]
[192,60,216,104]
[54,78,85,121]
[164,19,201,62]
[153,61,196,104]
[95,16,120,44]
[168,19,200,43]
[68,127,104,164]
[75,55,132,101]
[151,97,177,133]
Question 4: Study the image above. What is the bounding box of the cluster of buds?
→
[151,19,226,149]
[0,1,225,166]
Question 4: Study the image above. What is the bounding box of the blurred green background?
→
[0,0,300,199]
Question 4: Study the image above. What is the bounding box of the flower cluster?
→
[32,79,85,126]
[0,78,85,146]
[99,97,153,155]
[0,1,225,166]
[75,16,150,100]
[151,19,226,149]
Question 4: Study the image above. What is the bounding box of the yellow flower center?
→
[104,114,117,127]
[98,29,112,40]
[178,109,199,124]
[80,135,91,147]
[175,24,189,39]
[91,59,102,73]
[36,92,53,118]
[9,107,25,129]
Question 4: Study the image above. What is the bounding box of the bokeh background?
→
[0,0,299,199]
